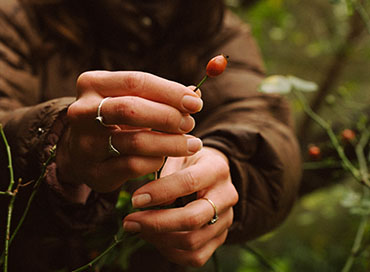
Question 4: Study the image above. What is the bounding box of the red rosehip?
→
[206,54,228,78]
[341,129,356,143]
[308,145,321,160]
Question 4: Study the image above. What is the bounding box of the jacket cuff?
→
[199,120,302,242]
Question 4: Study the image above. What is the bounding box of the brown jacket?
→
[0,1,301,271]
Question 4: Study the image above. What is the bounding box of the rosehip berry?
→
[194,54,229,92]
[206,54,228,78]
[341,129,356,143]
[308,145,321,160]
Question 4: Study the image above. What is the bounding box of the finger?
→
[187,85,202,98]
[140,208,233,251]
[84,155,164,193]
[158,230,228,267]
[77,71,203,113]
[94,96,196,133]
[123,197,231,233]
[111,131,203,157]
[130,156,230,208]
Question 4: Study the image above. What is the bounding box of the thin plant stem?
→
[242,245,280,272]
[72,236,124,272]
[293,89,362,184]
[0,125,14,193]
[9,146,56,246]
[353,0,370,34]
[193,75,208,92]
[0,192,12,196]
[355,128,370,185]
[341,195,369,272]
[341,128,370,272]
[303,160,342,170]
[0,124,14,272]
[0,144,56,268]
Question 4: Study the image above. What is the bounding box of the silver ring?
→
[108,135,120,157]
[200,197,218,225]
[95,97,112,127]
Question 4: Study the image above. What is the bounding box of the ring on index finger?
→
[200,197,219,225]
[95,97,112,127]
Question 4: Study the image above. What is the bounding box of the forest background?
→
[193,0,370,271]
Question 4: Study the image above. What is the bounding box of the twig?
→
[341,214,368,272]
[355,128,370,185]
[242,245,280,272]
[0,125,14,193]
[293,90,363,184]
[298,8,365,142]
[0,124,15,272]
[9,146,56,246]
[0,141,56,269]
[353,0,370,34]
[341,127,370,272]
[71,236,124,272]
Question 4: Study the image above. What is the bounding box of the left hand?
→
[122,147,239,267]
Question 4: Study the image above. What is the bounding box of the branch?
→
[71,236,124,272]
[9,146,56,246]
[293,89,363,184]
[0,124,14,193]
[0,124,15,272]
[298,9,366,142]
[0,144,56,269]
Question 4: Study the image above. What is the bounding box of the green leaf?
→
[287,75,318,92]
[259,75,292,94]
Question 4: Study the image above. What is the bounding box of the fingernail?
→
[187,137,203,154]
[123,221,141,233]
[182,95,203,112]
[179,115,195,133]
[132,193,152,208]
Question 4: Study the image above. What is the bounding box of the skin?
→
[56,70,239,267]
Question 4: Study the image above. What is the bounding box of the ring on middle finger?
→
[108,135,120,157]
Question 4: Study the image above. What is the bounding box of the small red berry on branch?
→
[193,54,229,92]
[308,144,321,160]
[341,129,356,143]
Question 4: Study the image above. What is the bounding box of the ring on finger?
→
[108,135,120,157]
[95,97,112,127]
[200,197,218,225]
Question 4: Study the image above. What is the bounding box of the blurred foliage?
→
[188,0,370,271]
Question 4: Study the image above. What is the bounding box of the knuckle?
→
[163,110,180,130]
[227,185,239,207]
[226,210,234,228]
[149,216,167,233]
[116,97,136,122]
[185,210,204,229]
[76,71,92,90]
[125,157,142,177]
[188,254,207,268]
[66,102,79,123]
[182,171,199,193]
[124,72,146,92]
[214,158,230,180]
[182,234,201,251]
[128,133,144,152]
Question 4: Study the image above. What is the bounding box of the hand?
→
[56,71,203,196]
[122,147,239,267]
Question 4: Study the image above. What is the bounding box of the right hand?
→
[56,71,203,194]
